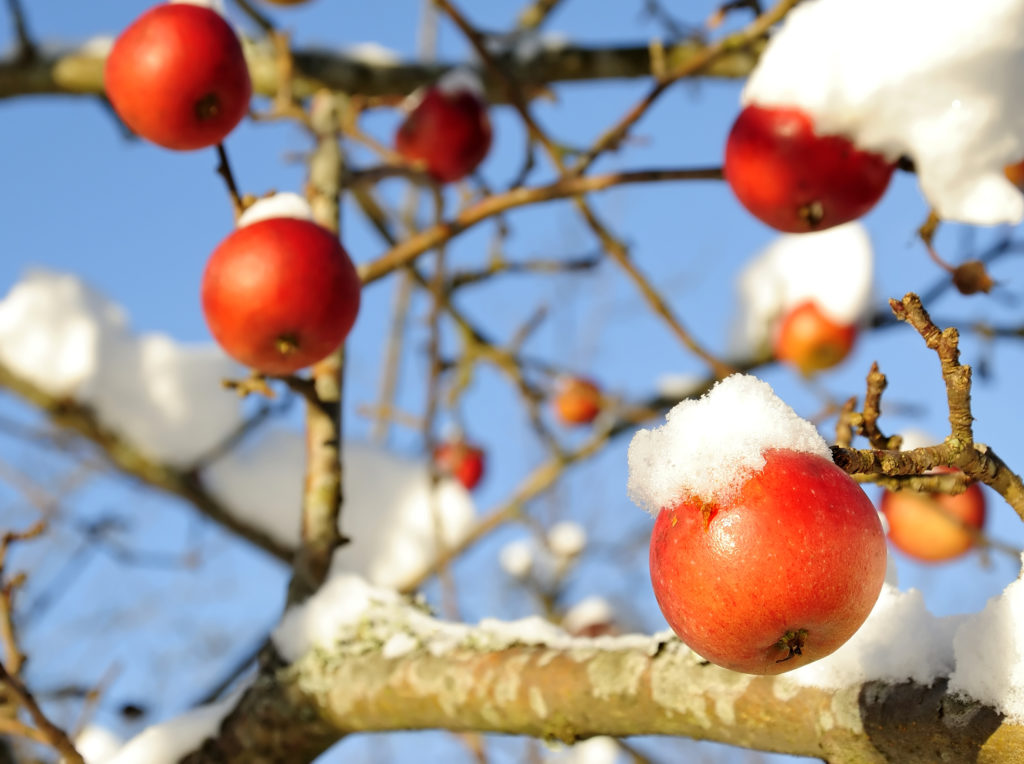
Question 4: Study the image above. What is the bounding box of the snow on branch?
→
[126,573,1023,763]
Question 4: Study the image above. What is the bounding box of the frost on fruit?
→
[743,0,1024,225]
[626,374,830,515]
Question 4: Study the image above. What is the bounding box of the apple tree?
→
[1,0,1024,762]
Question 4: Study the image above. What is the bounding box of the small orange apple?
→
[879,467,986,563]
[773,300,857,376]
[552,376,602,426]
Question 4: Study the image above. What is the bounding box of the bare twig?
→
[360,167,721,284]
[215,143,245,221]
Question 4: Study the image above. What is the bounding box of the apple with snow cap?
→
[105,3,251,151]
[395,70,493,183]
[724,105,894,233]
[628,374,886,675]
[773,299,857,376]
[202,204,361,375]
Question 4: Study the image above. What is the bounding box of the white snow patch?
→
[654,372,705,399]
[236,192,313,228]
[627,374,830,514]
[949,560,1024,722]
[743,0,1024,225]
[563,596,614,635]
[76,724,124,764]
[203,434,477,588]
[546,736,621,764]
[108,692,238,764]
[274,573,662,664]
[342,42,402,66]
[436,67,485,97]
[731,223,874,357]
[274,574,403,661]
[80,35,114,57]
[500,539,534,579]
[0,271,243,467]
[786,583,955,689]
[547,521,586,558]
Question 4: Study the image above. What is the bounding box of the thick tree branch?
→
[180,601,1023,763]
[0,39,765,104]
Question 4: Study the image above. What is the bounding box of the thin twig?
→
[215,143,245,221]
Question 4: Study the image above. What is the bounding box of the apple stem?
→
[774,628,808,663]
[798,201,824,228]
[276,333,300,355]
[194,92,222,122]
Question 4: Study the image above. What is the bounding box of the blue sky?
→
[3,1,1024,762]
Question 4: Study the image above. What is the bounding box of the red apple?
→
[879,468,986,563]
[649,448,886,675]
[395,85,492,183]
[201,218,361,375]
[105,4,251,151]
[724,105,894,233]
[773,300,858,376]
[552,376,602,426]
[433,440,485,491]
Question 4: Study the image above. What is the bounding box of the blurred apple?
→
[880,467,986,563]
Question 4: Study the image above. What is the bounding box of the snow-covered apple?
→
[201,218,361,375]
[773,300,857,376]
[552,376,602,426]
[433,439,485,491]
[724,105,894,233]
[629,374,886,675]
[395,82,492,183]
[105,4,251,151]
[649,448,886,674]
[880,468,987,563]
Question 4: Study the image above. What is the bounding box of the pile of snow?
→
[272,572,658,663]
[203,430,476,588]
[731,222,873,358]
[108,692,240,764]
[950,569,1024,722]
[341,42,402,66]
[499,539,534,579]
[75,725,124,764]
[627,374,830,515]
[545,737,622,764]
[785,583,959,689]
[744,0,1024,225]
[0,271,243,467]
[236,192,313,228]
[548,521,586,558]
[562,596,615,635]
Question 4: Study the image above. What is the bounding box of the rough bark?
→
[177,611,1023,764]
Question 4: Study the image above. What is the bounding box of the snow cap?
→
[627,374,831,515]
[743,0,1024,225]
[237,192,314,228]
